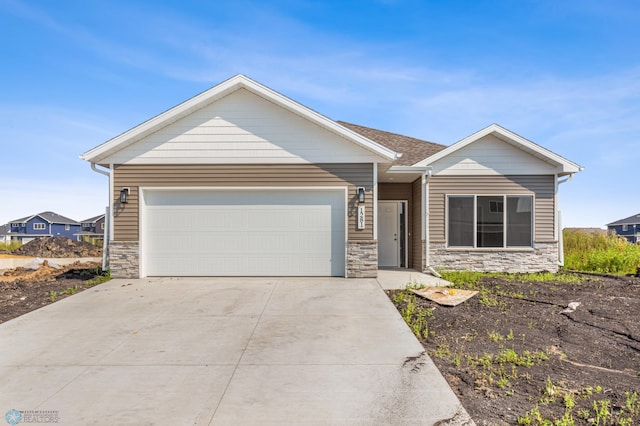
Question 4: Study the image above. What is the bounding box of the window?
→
[622,224,628,232]
[447,195,533,248]
[11,223,19,228]
[33,223,46,230]
[101,223,105,230]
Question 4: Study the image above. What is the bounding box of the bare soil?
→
[389,273,640,425]
[0,262,105,324]
[12,236,102,258]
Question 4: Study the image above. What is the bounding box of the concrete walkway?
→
[0,277,473,425]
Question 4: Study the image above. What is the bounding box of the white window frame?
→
[446,194,534,249]
[622,224,628,232]
[33,223,46,230]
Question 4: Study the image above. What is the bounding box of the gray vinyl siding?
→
[113,163,374,242]
[412,178,423,270]
[378,183,415,268]
[428,175,555,243]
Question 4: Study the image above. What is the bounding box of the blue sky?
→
[1,0,639,227]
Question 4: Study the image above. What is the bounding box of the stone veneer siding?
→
[109,241,140,278]
[347,240,378,278]
[429,242,559,273]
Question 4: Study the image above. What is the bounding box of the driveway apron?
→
[0,277,473,425]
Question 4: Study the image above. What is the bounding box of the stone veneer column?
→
[428,242,559,273]
[109,241,140,278]
[347,240,378,278]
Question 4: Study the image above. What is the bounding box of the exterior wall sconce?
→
[357,187,366,203]
[120,188,129,204]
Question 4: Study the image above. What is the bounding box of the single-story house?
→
[607,213,640,243]
[81,75,582,279]
[6,211,81,243]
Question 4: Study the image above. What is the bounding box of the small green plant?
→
[625,391,639,414]
[61,285,79,295]
[49,291,58,302]
[84,268,111,286]
[593,399,611,425]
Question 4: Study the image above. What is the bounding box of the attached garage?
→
[141,188,346,277]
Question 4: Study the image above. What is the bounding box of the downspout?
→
[89,163,111,270]
[556,173,574,266]
[423,168,441,278]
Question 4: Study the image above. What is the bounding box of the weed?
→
[84,268,111,286]
[49,291,58,302]
[0,241,22,251]
[625,391,639,414]
[563,229,640,275]
[593,399,611,425]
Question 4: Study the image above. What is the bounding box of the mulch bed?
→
[388,273,640,425]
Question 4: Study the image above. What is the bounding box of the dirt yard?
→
[0,262,107,324]
[389,273,640,425]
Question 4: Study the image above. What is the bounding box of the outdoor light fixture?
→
[357,187,366,203]
[120,188,129,204]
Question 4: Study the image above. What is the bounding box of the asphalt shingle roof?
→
[338,121,447,166]
[607,213,640,226]
[9,211,79,225]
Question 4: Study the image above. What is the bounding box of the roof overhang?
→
[378,165,429,183]
[81,74,398,164]
[414,124,583,177]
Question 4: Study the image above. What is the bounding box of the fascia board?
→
[81,74,397,163]
[414,124,582,173]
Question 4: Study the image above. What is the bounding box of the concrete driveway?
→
[0,277,473,425]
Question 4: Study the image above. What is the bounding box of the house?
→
[81,75,582,279]
[6,211,81,243]
[607,213,640,243]
[76,214,106,242]
[0,224,9,244]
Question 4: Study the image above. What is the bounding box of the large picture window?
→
[447,195,532,248]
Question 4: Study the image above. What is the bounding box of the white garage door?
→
[142,189,346,276]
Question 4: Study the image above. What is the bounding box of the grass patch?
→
[83,268,111,286]
[392,290,433,340]
[0,241,22,251]
[563,229,640,275]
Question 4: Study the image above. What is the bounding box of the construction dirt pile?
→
[14,237,102,258]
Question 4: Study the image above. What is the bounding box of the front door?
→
[378,201,407,267]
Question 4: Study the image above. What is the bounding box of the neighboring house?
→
[607,213,640,243]
[6,211,81,243]
[81,75,582,279]
[0,224,9,244]
[76,214,106,242]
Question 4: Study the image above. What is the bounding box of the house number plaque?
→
[357,205,365,230]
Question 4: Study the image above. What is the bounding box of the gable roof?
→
[0,224,7,236]
[415,123,583,176]
[81,74,398,164]
[80,214,105,224]
[337,121,446,166]
[607,213,640,227]
[10,211,79,225]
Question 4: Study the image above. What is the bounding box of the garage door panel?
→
[143,189,345,276]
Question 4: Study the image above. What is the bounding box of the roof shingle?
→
[338,121,446,166]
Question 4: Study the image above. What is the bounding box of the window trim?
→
[446,194,534,249]
[33,223,46,230]
[622,224,628,232]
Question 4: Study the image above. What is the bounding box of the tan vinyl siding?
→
[412,178,423,270]
[113,163,374,241]
[428,175,555,243]
[379,183,414,268]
